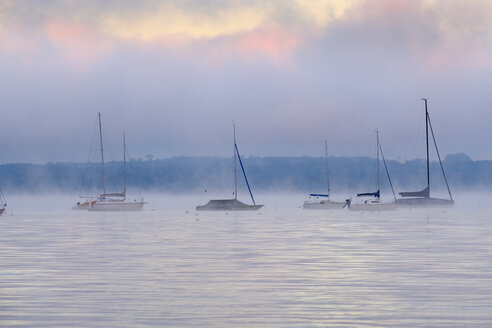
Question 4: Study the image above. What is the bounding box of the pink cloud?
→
[195,25,299,66]
[339,0,491,76]
[43,21,114,71]
[0,26,39,66]
[422,38,490,74]
[234,25,298,60]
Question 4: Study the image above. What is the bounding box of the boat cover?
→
[196,198,263,211]
[309,193,329,197]
[398,186,429,198]
[357,190,380,198]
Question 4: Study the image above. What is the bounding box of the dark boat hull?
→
[396,197,454,207]
[0,208,4,216]
[196,199,263,211]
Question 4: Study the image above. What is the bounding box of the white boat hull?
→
[303,200,345,210]
[348,201,397,211]
[89,201,146,211]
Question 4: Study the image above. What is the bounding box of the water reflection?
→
[1,208,491,327]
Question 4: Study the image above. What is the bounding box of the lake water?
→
[1,194,491,327]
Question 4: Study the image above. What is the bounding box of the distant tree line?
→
[0,153,485,195]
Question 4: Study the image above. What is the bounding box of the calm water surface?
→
[1,204,491,327]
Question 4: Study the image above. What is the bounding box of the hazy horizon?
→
[0,151,474,166]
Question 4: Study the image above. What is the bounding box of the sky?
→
[1,0,492,163]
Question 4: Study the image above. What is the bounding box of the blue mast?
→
[233,122,256,205]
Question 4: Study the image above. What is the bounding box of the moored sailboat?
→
[303,141,345,209]
[396,99,454,207]
[347,130,397,211]
[73,113,146,211]
[196,122,263,211]
[0,185,6,215]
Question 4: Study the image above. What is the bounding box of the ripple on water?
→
[0,208,491,327]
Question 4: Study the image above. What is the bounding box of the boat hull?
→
[196,199,263,211]
[348,201,398,211]
[395,197,454,207]
[89,201,146,211]
[303,201,345,210]
[0,208,4,216]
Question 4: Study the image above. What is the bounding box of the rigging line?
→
[102,126,116,163]
[233,121,237,199]
[427,113,453,201]
[0,184,7,205]
[367,153,376,193]
[100,123,120,193]
[124,136,144,196]
[411,100,425,160]
[124,140,133,190]
[79,116,99,198]
[398,100,424,190]
[235,143,256,205]
[378,140,397,200]
[123,131,126,197]
[325,140,330,197]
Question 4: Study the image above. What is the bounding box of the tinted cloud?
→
[1,0,492,163]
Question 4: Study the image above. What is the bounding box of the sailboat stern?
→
[395,197,454,207]
[397,187,453,207]
[398,186,430,198]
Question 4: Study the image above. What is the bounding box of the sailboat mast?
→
[98,112,106,194]
[123,131,127,200]
[233,121,237,200]
[423,98,430,191]
[428,115,454,201]
[376,129,380,195]
[325,140,330,197]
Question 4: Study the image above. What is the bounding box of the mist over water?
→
[3,1,492,326]
[2,190,489,212]
[1,193,492,327]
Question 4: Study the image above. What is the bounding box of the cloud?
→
[2,0,492,68]
[43,21,114,71]
[0,25,38,65]
[293,0,358,26]
[2,0,492,162]
[102,2,270,41]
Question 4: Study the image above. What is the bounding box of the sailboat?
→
[303,141,345,209]
[73,113,146,211]
[196,122,263,211]
[0,185,6,216]
[396,99,454,207]
[347,130,398,211]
